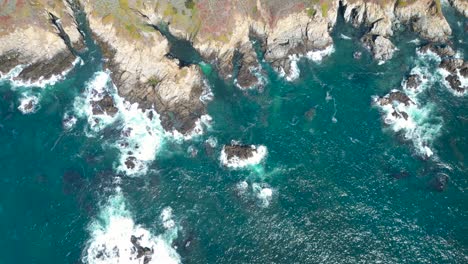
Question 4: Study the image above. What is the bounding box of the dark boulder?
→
[405,74,421,89]
[440,58,464,74]
[92,94,118,116]
[378,91,414,106]
[224,144,256,160]
[420,44,455,58]
[125,156,137,169]
[445,75,464,93]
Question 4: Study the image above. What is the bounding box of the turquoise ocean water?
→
[0,5,467,264]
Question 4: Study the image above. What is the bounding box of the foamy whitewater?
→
[374,49,445,158]
[73,71,166,176]
[220,145,267,169]
[283,45,335,81]
[82,190,180,264]
[17,94,40,114]
[236,181,273,207]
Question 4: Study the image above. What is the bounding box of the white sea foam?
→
[82,192,180,264]
[340,34,352,40]
[252,183,273,207]
[62,112,77,130]
[306,45,335,62]
[282,45,334,81]
[160,207,175,230]
[373,92,442,158]
[17,94,40,114]
[234,65,267,90]
[73,71,118,132]
[199,79,214,103]
[220,145,267,169]
[114,107,165,176]
[285,55,300,82]
[74,71,165,176]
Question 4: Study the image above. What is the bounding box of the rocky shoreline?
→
[1,0,467,134]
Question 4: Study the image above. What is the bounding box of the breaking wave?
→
[82,189,180,264]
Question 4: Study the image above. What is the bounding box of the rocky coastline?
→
[1,0,467,134]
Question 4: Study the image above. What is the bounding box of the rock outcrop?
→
[1,0,461,134]
[0,0,83,83]
[341,0,452,61]
[449,0,468,17]
[81,0,207,134]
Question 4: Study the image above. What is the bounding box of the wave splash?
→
[82,189,180,264]
[373,49,444,158]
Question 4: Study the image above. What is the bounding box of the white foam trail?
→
[286,55,300,82]
[199,79,214,103]
[220,145,267,169]
[340,34,352,40]
[17,94,40,114]
[306,45,335,62]
[82,192,180,264]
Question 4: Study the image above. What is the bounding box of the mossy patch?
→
[147,76,161,88]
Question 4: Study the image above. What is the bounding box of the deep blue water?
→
[0,5,467,264]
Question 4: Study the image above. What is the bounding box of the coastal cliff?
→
[0,0,465,133]
[0,0,83,84]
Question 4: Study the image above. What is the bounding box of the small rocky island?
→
[1,0,467,134]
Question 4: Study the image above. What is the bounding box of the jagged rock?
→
[395,0,452,42]
[378,90,414,106]
[125,157,137,170]
[406,74,422,89]
[84,4,207,135]
[91,95,118,116]
[445,75,464,93]
[236,42,261,89]
[420,44,455,57]
[440,58,464,74]
[130,235,153,263]
[223,145,257,161]
[361,34,395,61]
